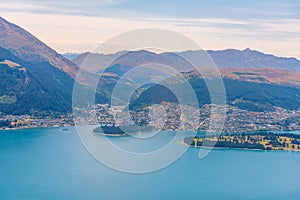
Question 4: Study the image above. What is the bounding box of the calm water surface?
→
[1,127,300,200]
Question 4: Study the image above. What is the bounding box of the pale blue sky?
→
[0,0,300,58]
[1,0,300,19]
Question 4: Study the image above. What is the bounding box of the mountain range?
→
[72,48,300,72]
[72,48,300,87]
[1,16,300,115]
[184,48,300,71]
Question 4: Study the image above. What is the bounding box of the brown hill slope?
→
[220,68,300,88]
[0,16,78,78]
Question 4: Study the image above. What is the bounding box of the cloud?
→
[0,11,299,59]
[1,0,299,20]
[0,3,46,10]
[0,0,299,60]
[0,2,78,14]
[138,17,300,40]
[254,2,300,8]
[0,0,124,16]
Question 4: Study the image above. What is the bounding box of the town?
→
[0,113,74,129]
[1,102,300,132]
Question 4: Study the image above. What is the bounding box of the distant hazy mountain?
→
[73,48,300,73]
[0,17,78,78]
[207,48,300,71]
[73,50,195,73]
[73,48,300,89]
[62,53,81,60]
[170,48,300,71]
[73,51,128,73]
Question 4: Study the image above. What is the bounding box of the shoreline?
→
[2,126,300,153]
[1,125,299,134]
[0,125,73,131]
[92,131,127,137]
[180,141,263,151]
[181,141,300,152]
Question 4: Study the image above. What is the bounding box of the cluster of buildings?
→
[223,106,300,132]
[2,103,300,132]
[89,103,300,132]
[0,113,73,129]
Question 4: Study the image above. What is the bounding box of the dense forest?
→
[130,75,300,112]
[0,47,74,115]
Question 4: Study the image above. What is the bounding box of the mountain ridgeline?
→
[0,16,78,78]
[179,48,300,71]
[72,48,300,73]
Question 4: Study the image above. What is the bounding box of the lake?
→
[1,127,300,199]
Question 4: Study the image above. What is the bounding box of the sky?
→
[0,0,300,58]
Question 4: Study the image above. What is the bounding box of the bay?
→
[0,127,300,200]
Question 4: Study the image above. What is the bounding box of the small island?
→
[93,125,156,136]
[184,132,300,151]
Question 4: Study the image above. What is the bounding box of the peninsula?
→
[184,132,300,151]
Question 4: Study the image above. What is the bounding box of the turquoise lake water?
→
[1,127,300,199]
